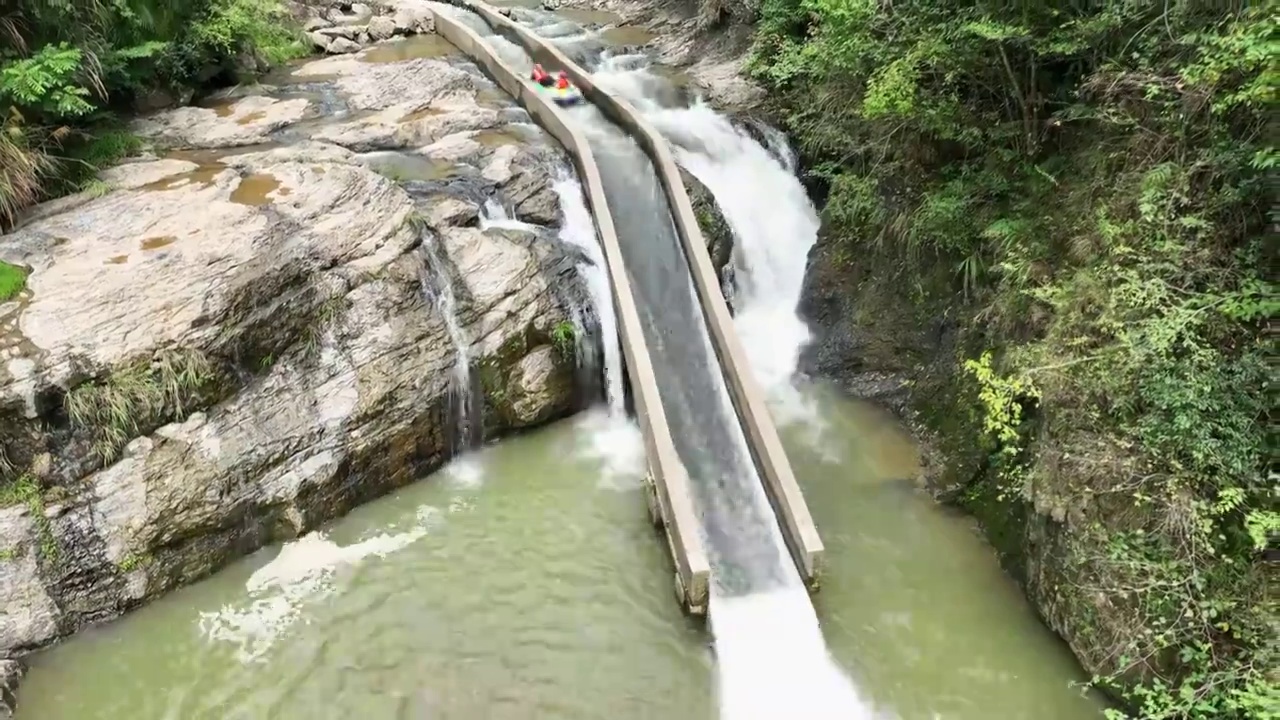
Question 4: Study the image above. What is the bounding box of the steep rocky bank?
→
[0,13,598,696]
[583,0,1187,702]
[781,9,1273,713]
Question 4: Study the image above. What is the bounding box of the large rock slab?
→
[296,55,508,151]
[0,144,587,654]
[131,95,311,148]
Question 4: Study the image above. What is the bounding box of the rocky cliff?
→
[0,25,597,670]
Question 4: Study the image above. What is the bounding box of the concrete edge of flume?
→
[457,0,828,585]
[428,0,713,614]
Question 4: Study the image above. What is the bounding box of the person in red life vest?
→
[531,63,554,87]
[555,71,571,90]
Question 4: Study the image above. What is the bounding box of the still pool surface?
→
[16,389,1103,719]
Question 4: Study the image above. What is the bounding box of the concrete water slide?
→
[425,0,823,610]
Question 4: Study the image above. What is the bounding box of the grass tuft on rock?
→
[550,320,576,360]
[65,348,225,463]
[0,474,58,562]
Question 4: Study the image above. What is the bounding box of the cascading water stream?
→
[456,6,883,717]
[583,58,875,718]
[480,166,624,417]
[550,166,626,415]
[416,230,482,458]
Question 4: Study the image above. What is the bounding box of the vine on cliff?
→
[748,1,1276,717]
[964,350,1038,496]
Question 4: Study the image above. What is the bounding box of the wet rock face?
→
[680,168,735,306]
[0,22,592,664]
[0,659,22,718]
[795,223,955,413]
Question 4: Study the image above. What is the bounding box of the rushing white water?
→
[466,8,876,717]
[550,165,646,483]
[712,590,882,720]
[550,166,626,415]
[591,62,832,434]
[586,38,879,720]
[478,196,535,231]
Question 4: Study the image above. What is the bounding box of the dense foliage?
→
[748,1,1276,718]
[0,0,306,228]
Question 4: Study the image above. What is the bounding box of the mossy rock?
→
[476,323,576,433]
[0,262,28,302]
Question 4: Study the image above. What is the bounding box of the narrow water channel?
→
[16,394,1101,719]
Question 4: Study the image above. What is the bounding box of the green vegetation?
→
[65,348,226,463]
[301,293,350,359]
[551,320,577,360]
[0,473,38,507]
[117,551,153,572]
[0,0,306,228]
[749,2,1275,718]
[0,474,58,562]
[0,260,28,301]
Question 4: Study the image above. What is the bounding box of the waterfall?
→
[461,7,883,717]
[416,230,482,458]
[550,165,625,416]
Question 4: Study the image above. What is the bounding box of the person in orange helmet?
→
[555,70,571,90]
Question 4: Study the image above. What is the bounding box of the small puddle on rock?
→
[362,152,460,183]
[262,59,339,85]
[207,99,238,118]
[472,129,521,149]
[165,146,276,166]
[230,174,285,206]
[139,145,282,193]
[140,236,177,250]
[200,98,268,122]
[139,165,226,192]
[559,7,621,25]
[361,35,459,63]
[600,26,657,46]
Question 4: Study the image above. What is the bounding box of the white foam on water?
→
[198,506,438,663]
[712,588,888,720]
[441,453,486,490]
[571,407,646,490]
